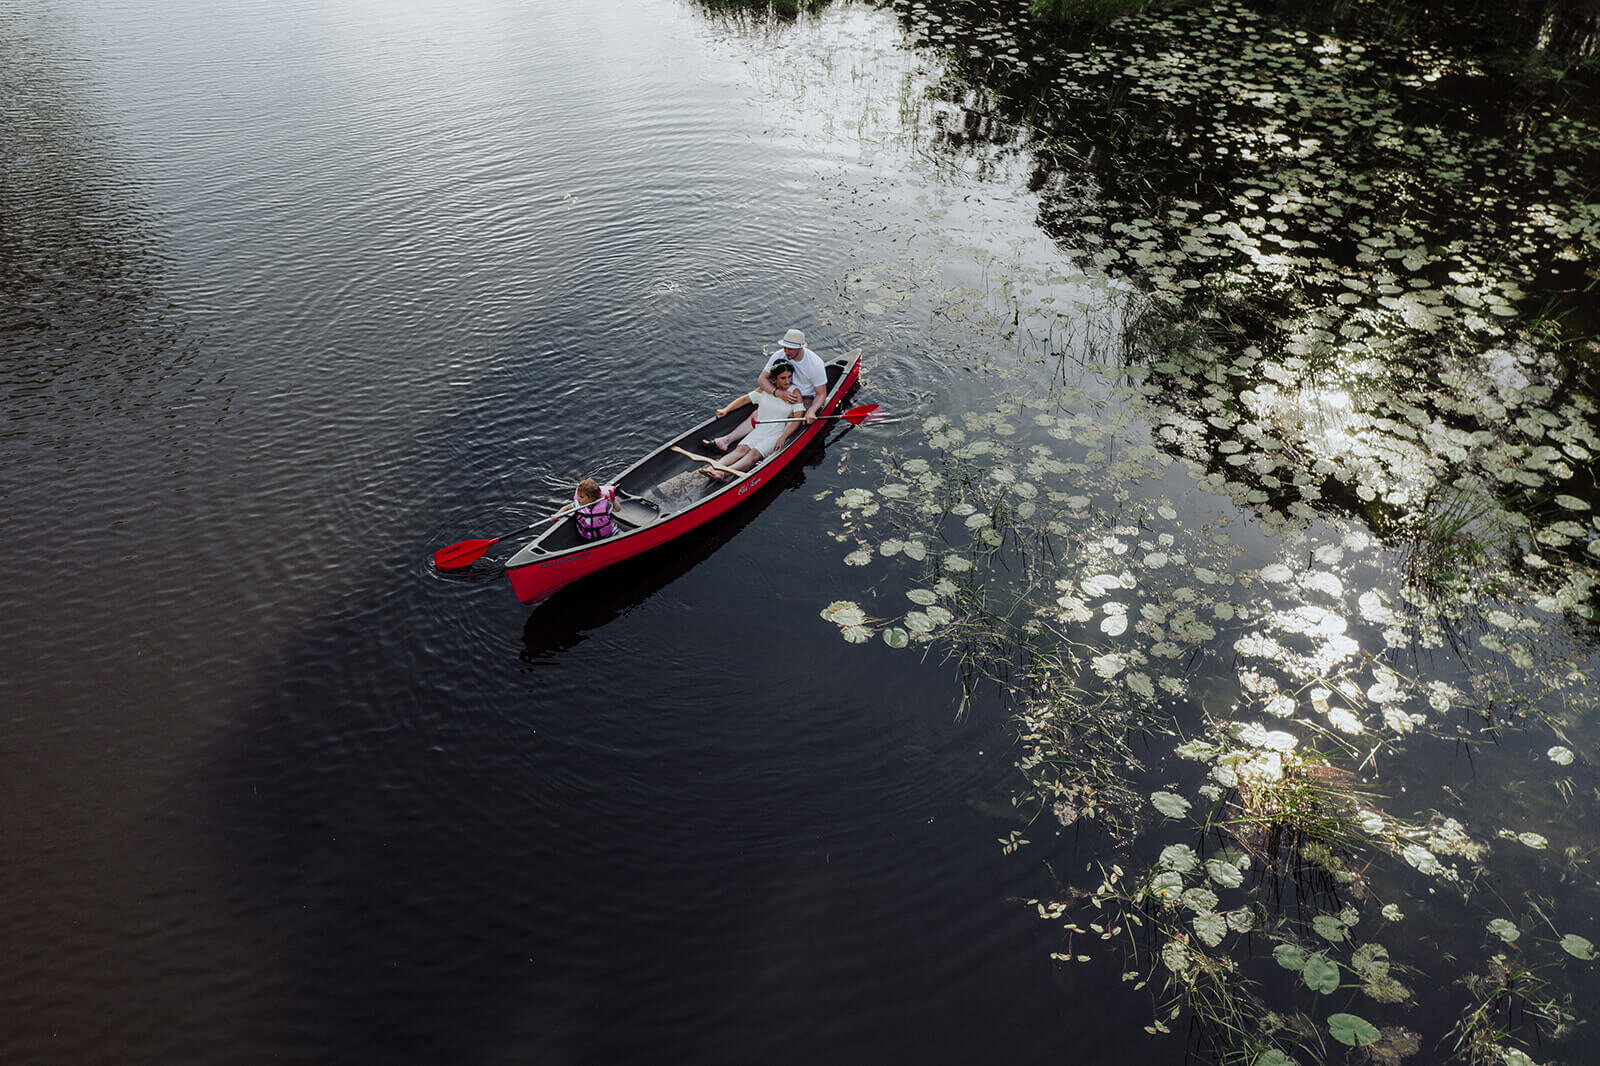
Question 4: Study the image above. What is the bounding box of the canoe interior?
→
[515,355,854,559]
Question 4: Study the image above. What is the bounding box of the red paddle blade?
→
[433,537,499,570]
[839,404,882,424]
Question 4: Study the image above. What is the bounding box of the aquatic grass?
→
[730,5,1600,1059]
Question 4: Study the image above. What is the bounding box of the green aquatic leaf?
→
[907,589,938,606]
[1159,844,1199,873]
[1560,934,1597,960]
[1273,943,1308,971]
[1253,1052,1294,1066]
[882,628,909,649]
[1302,953,1340,994]
[1487,919,1521,943]
[1205,859,1244,888]
[1193,910,1227,947]
[1327,1012,1380,1047]
[1150,791,1190,818]
[840,625,872,644]
[1312,915,1348,943]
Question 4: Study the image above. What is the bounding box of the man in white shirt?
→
[711,328,827,452]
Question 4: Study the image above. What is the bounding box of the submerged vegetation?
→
[706,0,1600,1060]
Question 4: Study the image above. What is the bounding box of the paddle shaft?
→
[754,403,880,426]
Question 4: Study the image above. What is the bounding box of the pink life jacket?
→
[574,486,616,540]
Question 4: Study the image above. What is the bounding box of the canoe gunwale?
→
[503,349,862,603]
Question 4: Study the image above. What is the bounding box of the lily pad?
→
[1327,1013,1380,1047]
[1301,953,1340,994]
[1560,934,1597,960]
[1487,919,1520,943]
[1273,943,1308,971]
[1150,791,1190,818]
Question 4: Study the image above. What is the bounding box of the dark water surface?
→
[2,1,1114,1062]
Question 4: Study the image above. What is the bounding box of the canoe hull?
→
[504,350,862,605]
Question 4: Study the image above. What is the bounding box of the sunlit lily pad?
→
[907,589,938,605]
[883,628,910,649]
[1151,791,1190,818]
[840,625,873,643]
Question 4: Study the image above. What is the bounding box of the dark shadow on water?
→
[519,432,838,660]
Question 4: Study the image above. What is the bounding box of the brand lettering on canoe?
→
[738,477,762,496]
[540,550,591,569]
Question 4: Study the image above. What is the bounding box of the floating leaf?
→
[844,550,872,566]
[1193,911,1228,947]
[1560,934,1597,960]
[840,625,872,644]
[1150,791,1190,818]
[882,628,909,649]
[1273,943,1308,971]
[1206,859,1244,888]
[1327,1013,1380,1047]
[1302,953,1340,994]
[1548,746,1574,765]
[1159,843,1199,873]
[907,589,938,605]
[1312,915,1348,943]
[820,600,862,623]
[1487,919,1520,943]
[1253,1052,1294,1066]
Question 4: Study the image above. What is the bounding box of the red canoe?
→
[503,349,863,604]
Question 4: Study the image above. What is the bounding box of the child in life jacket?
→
[564,477,617,539]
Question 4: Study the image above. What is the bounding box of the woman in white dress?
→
[699,362,805,481]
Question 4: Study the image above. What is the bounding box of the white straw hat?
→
[780,328,805,348]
